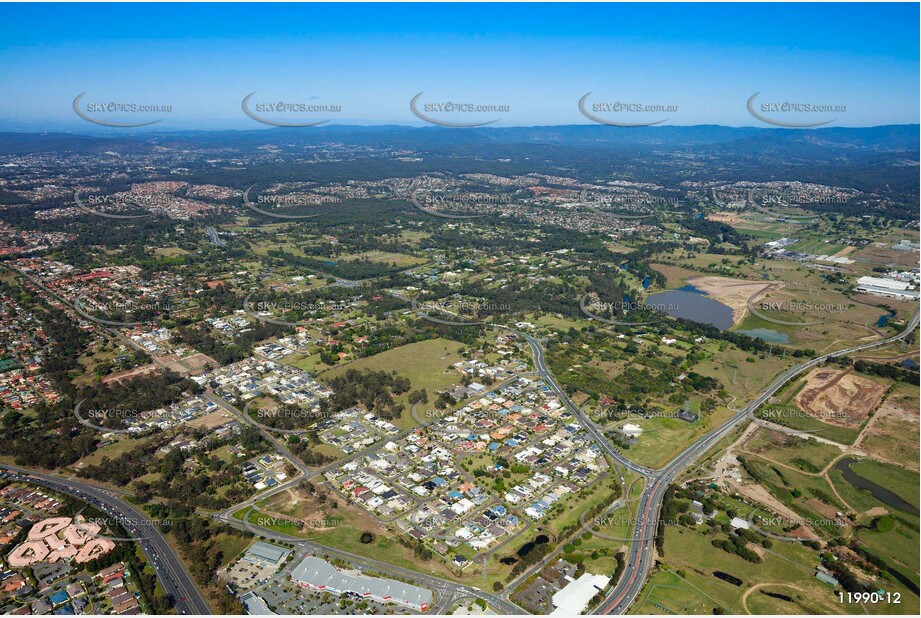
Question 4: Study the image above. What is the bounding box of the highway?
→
[0,464,211,615]
[7,256,914,616]
[592,309,919,614]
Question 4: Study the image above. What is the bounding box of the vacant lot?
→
[619,407,736,469]
[340,250,427,268]
[187,409,235,429]
[101,363,160,385]
[647,527,891,615]
[319,337,467,429]
[164,352,217,375]
[793,367,887,427]
[743,427,842,473]
[788,238,848,255]
[858,385,920,470]
[852,241,921,271]
[649,263,701,288]
[631,569,713,614]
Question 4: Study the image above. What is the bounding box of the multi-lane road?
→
[0,464,211,615]
[7,257,914,617]
[593,309,919,614]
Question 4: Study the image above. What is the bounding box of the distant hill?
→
[0,124,916,156]
[0,132,155,155]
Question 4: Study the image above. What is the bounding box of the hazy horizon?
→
[1,2,918,131]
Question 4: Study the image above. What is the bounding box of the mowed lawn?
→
[788,238,848,255]
[318,338,467,429]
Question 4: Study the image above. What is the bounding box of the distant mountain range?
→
[0,124,917,156]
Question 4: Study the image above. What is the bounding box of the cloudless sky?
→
[0,2,918,130]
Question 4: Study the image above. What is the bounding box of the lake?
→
[647,289,734,330]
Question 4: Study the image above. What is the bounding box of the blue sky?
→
[1,2,918,130]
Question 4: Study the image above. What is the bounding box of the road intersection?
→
[592,309,919,614]
[7,267,915,616]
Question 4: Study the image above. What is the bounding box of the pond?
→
[737,328,790,343]
[876,310,896,328]
[834,458,919,516]
[516,534,549,558]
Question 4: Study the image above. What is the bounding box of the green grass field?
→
[318,337,467,429]
[76,435,149,467]
[543,472,623,537]
[848,460,920,512]
[788,238,848,255]
[622,407,736,469]
[735,228,785,240]
[643,525,919,615]
[829,459,920,516]
[855,520,920,589]
[583,476,646,546]
[631,569,715,614]
[340,250,428,267]
[283,352,326,373]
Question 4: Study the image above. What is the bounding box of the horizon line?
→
[2,122,919,137]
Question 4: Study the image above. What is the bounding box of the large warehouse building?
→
[290,555,433,611]
[855,276,920,301]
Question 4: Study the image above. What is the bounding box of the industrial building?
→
[549,571,611,615]
[855,276,920,301]
[242,541,290,568]
[290,555,433,611]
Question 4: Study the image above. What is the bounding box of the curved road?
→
[516,330,654,477]
[8,260,912,616]
[592,310,918,614]
[0,464,211,615]
[218,510,524,614]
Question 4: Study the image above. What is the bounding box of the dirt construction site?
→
[793,367,888,427]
